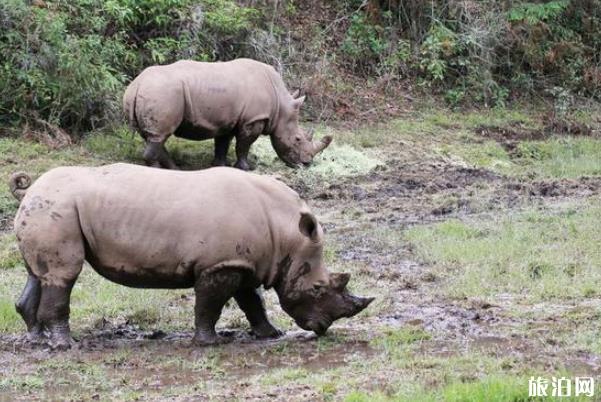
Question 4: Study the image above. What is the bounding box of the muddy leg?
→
[15,273,43,342]
[37,282,76,350]
[192,270,244,346]
[143,141,178,169]
[234,287,282,339]
[212,135,233,167]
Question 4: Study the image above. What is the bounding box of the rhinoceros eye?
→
[295,136,301,142]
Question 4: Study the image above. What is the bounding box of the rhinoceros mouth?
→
[297,318,331,335]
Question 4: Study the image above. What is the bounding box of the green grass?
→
[406,204,601,300]
[372,327,431,353]
[446,135,601,179]
[424,107,539,131]
[0,233,20,269]
[346,374,599,402]
[0,137,109,219]
[513,138,601,178]
[0,296,21,332]
[0,375,45,391]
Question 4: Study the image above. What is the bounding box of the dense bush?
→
[339,0,601,106]
[0,0,260,135]
[0,0,599,136]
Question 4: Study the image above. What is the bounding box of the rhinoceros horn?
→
[330,272,375,318]
[312,135,333,156]
[344,295,375,317]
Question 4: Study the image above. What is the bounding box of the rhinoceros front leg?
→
[234,287,283,339]
[192,269,244,346]
[211,135,233,167]
[143,140,178,169]
[234,120,265,171]
[233,135,258,171]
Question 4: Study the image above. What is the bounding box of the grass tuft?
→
[406,205,601,300]
[0,233,21,269]
[0,297,21,332]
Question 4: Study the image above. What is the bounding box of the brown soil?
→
[475,119,596,153]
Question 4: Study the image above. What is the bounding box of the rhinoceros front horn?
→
[346,295,375,317]
[312,135,333,156]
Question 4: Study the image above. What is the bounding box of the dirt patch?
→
[298,149,601,225]
[381,302,504,340]
[0,323,375,401]
[475,121,596,153]
[506,177,601,198]
[0,319,374,369]
[475,125,546,145]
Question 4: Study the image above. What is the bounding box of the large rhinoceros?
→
[123,58,332,170]
[10,164,373,349]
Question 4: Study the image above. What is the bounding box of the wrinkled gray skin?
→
[123,58,333,170]
[10,164,373,349]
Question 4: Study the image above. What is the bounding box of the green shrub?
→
[0,0,261,136]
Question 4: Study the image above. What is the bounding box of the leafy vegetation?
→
[0,0,261,134]
[340,0,601,105]
[1,0,600,136]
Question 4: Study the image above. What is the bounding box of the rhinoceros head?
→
[270,95,333,168]
[275,212,374,335]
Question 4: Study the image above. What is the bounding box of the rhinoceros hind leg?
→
[192,269,244,346]
[15,273,44,342]
[211,135,233,167]
[143,141,178,169]
[37,282,77,350]
[234,287,283,339]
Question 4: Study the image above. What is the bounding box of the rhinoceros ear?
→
[292,95,306,111]
[299,212,319,242]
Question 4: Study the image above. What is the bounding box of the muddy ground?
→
[1,112,600,401]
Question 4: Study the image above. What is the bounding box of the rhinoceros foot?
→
[48,333,76,351]
[191,330,233,347]
[251,323,284,339]
[234,159,252,171]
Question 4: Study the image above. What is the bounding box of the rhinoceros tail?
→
[9,172,32,202]
[123,81,141,133]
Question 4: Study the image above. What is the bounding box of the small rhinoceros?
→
[123,58,332,170]
[10,164,373,349]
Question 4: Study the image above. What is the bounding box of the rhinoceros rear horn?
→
[330,272,350,291]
